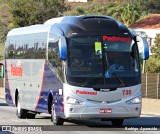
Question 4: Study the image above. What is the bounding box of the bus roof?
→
[7,24,51,36]
[45,15,132,38]
[44,17,64,25]
[7,15,133,38]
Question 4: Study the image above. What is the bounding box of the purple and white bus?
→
[5,15,149,126]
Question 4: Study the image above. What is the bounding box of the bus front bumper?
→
[64,103,141,119]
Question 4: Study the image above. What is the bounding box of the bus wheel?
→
[51,101,53,122]
[51,104,64,125]
[16,94,27,119]
[111,119,124,126]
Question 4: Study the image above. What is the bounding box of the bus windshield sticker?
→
[95,42,102,55]
[103,36,131,42]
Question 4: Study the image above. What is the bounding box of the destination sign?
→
[103,36,131,42]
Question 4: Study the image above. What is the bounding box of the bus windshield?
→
[66,36,140,88]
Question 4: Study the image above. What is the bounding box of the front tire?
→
[16,94,27,119]
[111,119,124,126]
[51,104,64,125]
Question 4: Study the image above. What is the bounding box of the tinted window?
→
[6,32,47,59]
[67,36,103,77]
[36,41,46,59]
[6,40,16,59]
[15,40,25,59]
[48,41,64,82]
[66,36,140,88]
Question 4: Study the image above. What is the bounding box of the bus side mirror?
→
[0,63,4,78]
[58,36,67,60]
[136,36,149,60]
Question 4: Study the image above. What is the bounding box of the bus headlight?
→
[126,95,142,104]
[66,96,84,105]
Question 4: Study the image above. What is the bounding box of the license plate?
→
[99,108,112,113]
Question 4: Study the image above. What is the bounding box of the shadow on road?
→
[64,117,160,128]
[0,102,8,106]
[41,117,160,131]
[38,113,160,128]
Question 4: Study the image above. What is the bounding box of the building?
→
[129,14,160,47]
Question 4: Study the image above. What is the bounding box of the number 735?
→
[122,90,132,95]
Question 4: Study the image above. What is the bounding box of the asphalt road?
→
[0,99,160,134]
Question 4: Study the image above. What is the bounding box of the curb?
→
[0,87,4,100]
[141,113,160,117]
[0,96,4,100]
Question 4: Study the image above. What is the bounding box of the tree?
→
[107,5,124,22]
[121,3,140,26]
[151,34,160,59]
[145,0,160,13]
[154,34,160,49]
[76,8,85,15]
[10,0,68,27]
[144,34,160,73]
[39,0,68,22]
[145,56,160,73]
[0,2,13,43]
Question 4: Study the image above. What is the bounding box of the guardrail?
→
[142,73,160,99]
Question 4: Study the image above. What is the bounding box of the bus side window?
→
[36,41,46,59]
[5,41,9,59]
[48,42,59,66]
[48,42,64,82]
[25,42,34,59]
[15,41,24,59]
[8,41,16,59]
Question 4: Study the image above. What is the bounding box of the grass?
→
[0,44,5,61]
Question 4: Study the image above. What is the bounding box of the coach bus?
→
[5,15,149,126]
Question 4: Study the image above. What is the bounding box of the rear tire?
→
[16,94,27,119]
[51,104,64,125]
[111,119,124,126]
[51,100,53,122]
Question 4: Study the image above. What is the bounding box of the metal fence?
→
[142,73,160,99]
[0,78,3,87]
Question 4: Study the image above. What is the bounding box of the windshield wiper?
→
[112,72,125,87]
[105,50,110,70]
